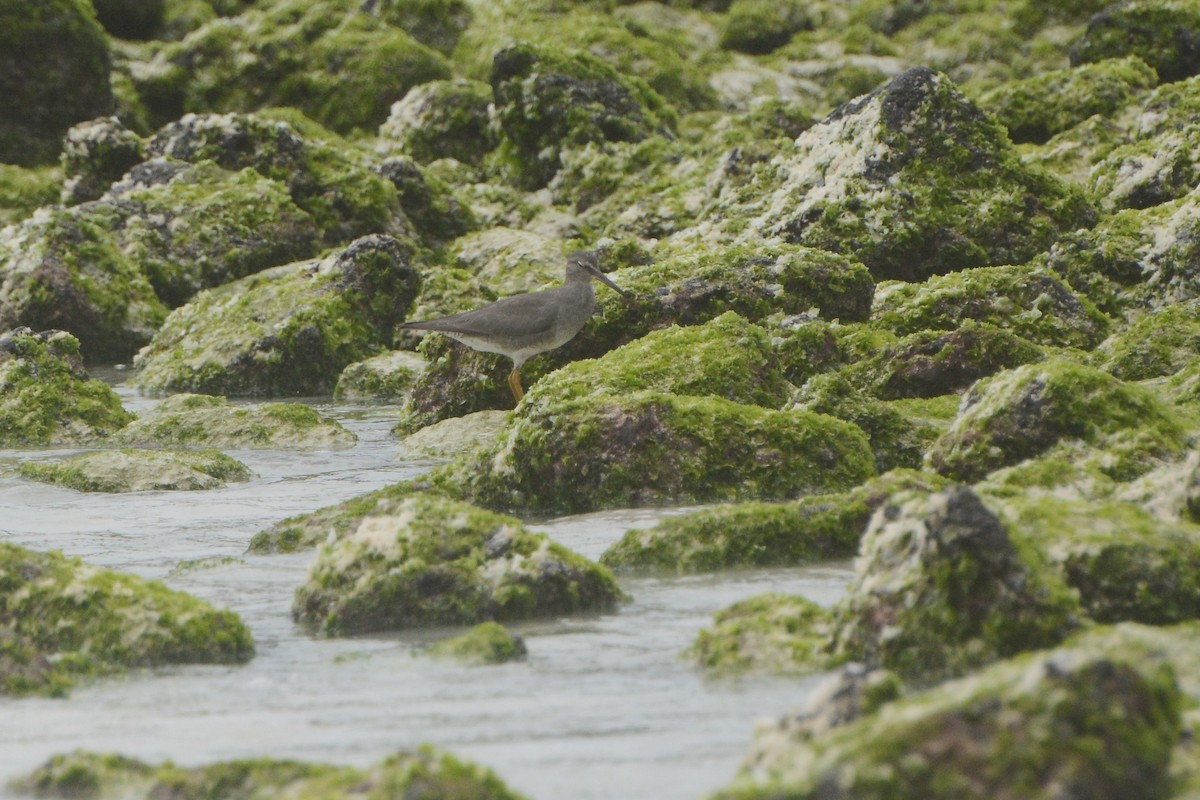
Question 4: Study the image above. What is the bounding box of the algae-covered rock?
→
[1100,301,1200,381]
[601,469,950,575]
[60,117,145,205]
[116,394,355,449]
[248,480,427,554]
[92,0,165,38]
[999,496,1200,626]
[870,264,1110,349]
[0,328,132,447]
[0,0,114,166]
[689,594,834,675]
[455,390,876,514]
[1070,0,1200,83]
[16,746,526,799]
[396,410,508,461]
[489,42,677,188]
[145,112,409,246]
[0,164,61,227]
[830,486,1080,684]
[721,633,1180,799]
[427,621,527,665]
[292,493,622,635]
[334,350,427,402]
[718,0,811,55]
[377,79,496,165]
[370,0,472,55]
[0,542,253,696]
[1087,76,1200,211]
[135,0,451,134]
[18,449,253,493]
[132,235,421,396]
[707,67,1095,282]
[930,358,1190,483]
[374,155,476,246]
[977,56,1156,144]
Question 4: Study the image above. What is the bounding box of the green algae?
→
[427,621,527,665]
[689,594,835,675]
[18,449,253,493]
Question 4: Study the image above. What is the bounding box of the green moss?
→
[1070,0,1200,83]
[0,542,253,697]
[0,330,133,446]
[1101,303,1200,381]
[19,449,253,493]
[689,594,836,675]
[455,390,876,514]
[292,493,623,635]
[116,394,355,448]
[0,164,61,225]
[930,357,1191,483]
[601,469,948,574]
[719,0,812,55]
[427,621,527,665]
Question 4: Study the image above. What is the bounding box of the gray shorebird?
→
[400,250,629,402]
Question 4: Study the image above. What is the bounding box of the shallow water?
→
[0,377,851,799]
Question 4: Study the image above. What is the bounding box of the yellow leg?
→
[507,367,525,403]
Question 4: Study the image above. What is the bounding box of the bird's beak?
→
[586,262,631,300]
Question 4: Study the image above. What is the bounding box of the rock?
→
[144,111,410,246]
[134,0,451,134]
[929,358,1190,483]
[377,79,496,165]
[977,56,1157,144]
[721,633,1180,799]
[1100,301,1200,381]
[292,492,622,635]
[870,264,1110,349]
[334,350,427,402]
[718,0,812,55]
[778,662,903,739]
[0,164,61,227]
[489,42,677,188]
[248,480,427,554]
[427,621,527,665]
[18,449,253,492]
[601,469,950,574]
[447,227,564,297]
[396,410,508,461]
[0,160,318,361]
[1070,0,1200,83]
[1088,76,1200,211]
[0,0,114,166]
[92,0,165,39]
[0,328,132,446]
[60,117,145,205]
[115,393,355,448]
[132,234,421,397]
[702,67,1095,282]
[373,155,475,245]
[1044,185,1200,313]
[1021,114,1127,186]
[829,487,1081,684]
[367,0,473,55]
[16,746,525,799]
[0,541,253,696]
[688,594,834,675]
[453,390,876,514]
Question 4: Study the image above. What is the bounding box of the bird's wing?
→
[402,290,565,339]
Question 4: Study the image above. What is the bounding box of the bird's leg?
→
[507,367,525,403]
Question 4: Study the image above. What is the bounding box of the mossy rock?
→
[870,264,1110,350]
[601,469,950,575]
[929,358,1191,483]
[334,350,427,402]
[977,56,1157,144]
[709,67,1095,282]
[689,594,835,675]
[396,410,509,462]
[292,492,623,635]
[1020,114,1127,187]
[132,235,421,397]
[1100,301,1200,381]
[375,155,477,246]
[1043,185,1200,313]
[60,116,145,204]
[488,42,677,188]
[1070,0,1200,83]
[146,111,409,246]
[0,164,61,227]
[18,449,253,493]
[998,496,1200,626]
[1087,76,1200,210]
[0,329,132,446]
[16,746,527,799]
[829,487,1081,685]
[718,0,812,55]
[377,78,496,165]
[0,0,114,166]
[135,0,451,135]
[370,0,472,55]
[92,0,165,39]
[0,542,253,697]
[115,394,355,448]
[719,629,1181,799]
[427,621,527,665]
[453,390,876,514]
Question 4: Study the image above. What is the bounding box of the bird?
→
[400,250,630,403]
